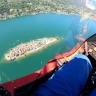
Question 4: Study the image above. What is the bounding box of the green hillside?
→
[0,0,95,20]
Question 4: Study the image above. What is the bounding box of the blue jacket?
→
[35,54,96,96]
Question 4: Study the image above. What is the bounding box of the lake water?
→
[0,13,96,84]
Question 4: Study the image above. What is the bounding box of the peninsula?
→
[4,37,58,61]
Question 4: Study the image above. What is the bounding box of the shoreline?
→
[0,9,96,22]
[1,12,95,22]
[4,37,59,61]
[0,12,78,21]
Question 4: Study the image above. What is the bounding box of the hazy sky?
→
[92,0,96,6]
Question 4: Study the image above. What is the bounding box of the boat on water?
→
[0,24,96,96]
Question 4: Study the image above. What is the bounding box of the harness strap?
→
[0,86,12,96]
[80,68,96,96]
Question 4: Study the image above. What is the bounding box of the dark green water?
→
[0,14,96,84]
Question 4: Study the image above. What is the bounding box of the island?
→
[4,37,58,61]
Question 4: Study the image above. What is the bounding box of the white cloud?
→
[86,0,95,10]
